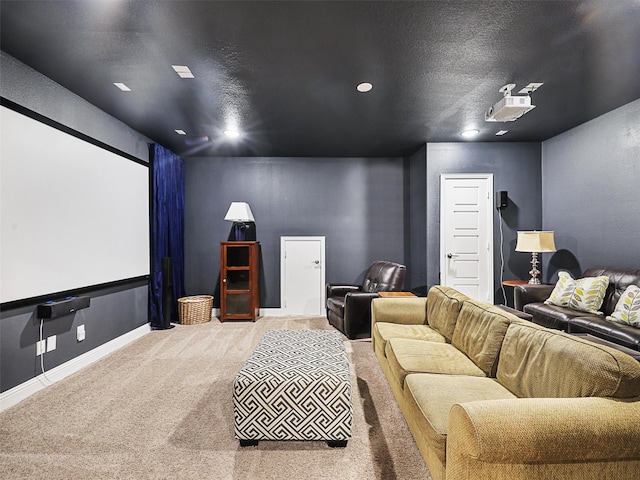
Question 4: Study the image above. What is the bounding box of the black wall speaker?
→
[37,296,90,319]
[496,191,508,210]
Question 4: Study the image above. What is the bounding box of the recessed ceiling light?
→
[224,129,241,139]
[357,82,373,93]
[175,129,186,135]
[495,130,509,136]
[461,129,479,138]
[171,65,194,79]
[113,82,131,91]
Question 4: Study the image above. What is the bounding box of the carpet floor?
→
[0,316,432,479]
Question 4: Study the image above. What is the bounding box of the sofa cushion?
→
[326,296,344,316]
[361,260,406,292]
[607,285,640,326]
[497,322,640,398]
[583,266,640,316]
[385,338,485,393]
[403,373,516,476]
[569,316,640,351]
[373,322,446,360]
[523,302,587,331]
[451,300,519,377]
[425,285,469,342]
[545,271,609,315]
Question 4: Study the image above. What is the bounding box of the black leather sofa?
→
[326,261,406,339]
[515,266,640,351]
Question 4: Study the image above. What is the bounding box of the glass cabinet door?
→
[225,293,251,315]
[225,245,250,267]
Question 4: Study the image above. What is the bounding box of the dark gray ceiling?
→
[2,1,639,157]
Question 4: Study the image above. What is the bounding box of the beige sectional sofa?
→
[371,285,640,480]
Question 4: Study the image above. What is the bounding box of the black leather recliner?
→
[326,261,406,339]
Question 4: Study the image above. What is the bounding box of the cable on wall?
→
[498,208,507,305]
[39,318,53,384]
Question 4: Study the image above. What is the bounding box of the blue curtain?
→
[149,144,186,329]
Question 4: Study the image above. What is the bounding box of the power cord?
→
[39,318,53,384]
[498,208,507,305]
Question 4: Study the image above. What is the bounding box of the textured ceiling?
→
[1,0,639,157]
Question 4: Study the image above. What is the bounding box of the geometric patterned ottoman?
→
[233,329,353,447]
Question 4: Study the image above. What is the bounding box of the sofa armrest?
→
[513,284,555,310]
[370,297,428,331]
[326,283,360,299]
[342,292,379,339]
[447,397,640,479]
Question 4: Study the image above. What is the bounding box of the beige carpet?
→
[0,316,432,480]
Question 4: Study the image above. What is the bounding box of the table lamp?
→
[224,202,256,241]
[515,231,556,284]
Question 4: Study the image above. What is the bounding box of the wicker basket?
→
[178,295,213,325]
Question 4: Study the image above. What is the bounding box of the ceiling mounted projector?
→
[485,83,541,122]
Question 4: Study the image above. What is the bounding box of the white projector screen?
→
[1,103,150,304]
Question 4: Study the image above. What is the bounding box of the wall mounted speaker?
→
[496,191,508,210]
[37,296,90,319]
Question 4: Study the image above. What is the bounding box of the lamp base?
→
[528,252,541,284]
[227,222,257,241]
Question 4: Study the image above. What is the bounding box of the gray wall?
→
[426,142,543,304]
[542,99,640,279]
[0,52,151,393]
[184,156,406,307]
[405,145,428,290]
[0,282,148,391]
[185,143,543,308]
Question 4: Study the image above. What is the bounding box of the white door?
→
[440,174,494,303]
[281,236,325,315]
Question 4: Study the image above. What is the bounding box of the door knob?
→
[314,260,320,265]
[447,253,459,259]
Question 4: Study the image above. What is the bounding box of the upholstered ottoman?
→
[233,329,353,447]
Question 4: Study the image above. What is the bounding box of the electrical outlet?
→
[47,335,57,352]
[36,340,46,356]
[77,324,85,342]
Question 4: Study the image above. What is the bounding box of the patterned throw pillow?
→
[606,285,640,327]
[544,271,609,315]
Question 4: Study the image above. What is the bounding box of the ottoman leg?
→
[239,439,259,447]
[327,440,348,448]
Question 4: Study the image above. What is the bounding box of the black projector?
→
[37,296,90,319]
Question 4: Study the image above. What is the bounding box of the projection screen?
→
[1,102,150,304]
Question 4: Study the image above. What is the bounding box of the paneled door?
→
[440,174,494,303]
[281,236,325,315]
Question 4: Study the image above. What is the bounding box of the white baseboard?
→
[0,323,151,413]
[260,308,286,316]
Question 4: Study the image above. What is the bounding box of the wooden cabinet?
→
[220,241,260,322]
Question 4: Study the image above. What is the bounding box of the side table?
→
[502,280,529,288]
[501,280,529,308]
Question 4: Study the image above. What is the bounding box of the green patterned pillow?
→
[544,271,609,315]
[606,285,640,327]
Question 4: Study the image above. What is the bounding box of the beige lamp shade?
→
[515,231,556,253]
[224,202,255,222]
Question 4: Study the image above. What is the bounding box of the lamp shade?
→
[224,202,255,222]
[515,231,556,253]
